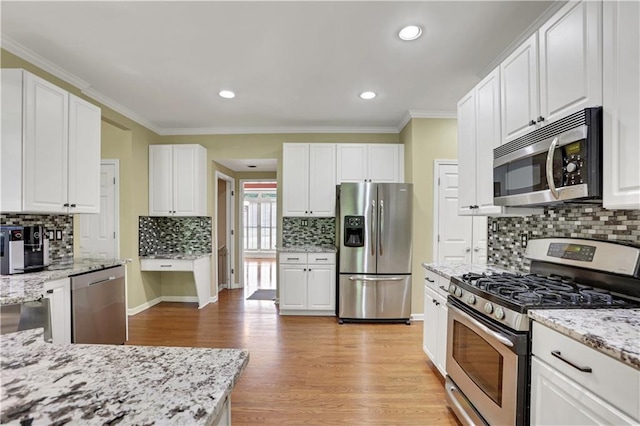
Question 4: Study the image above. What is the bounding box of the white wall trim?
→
[161,125,400,136]
[433,160,458,264]
[214,171,236,293]
[82,87,162,134]
[209,295,219,304]
[396,110,457,133]
[411,314,425,322]
[162,296,199,303]
[127,296,163,316]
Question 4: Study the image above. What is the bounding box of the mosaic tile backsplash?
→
[282,217,336,247]
[488,205,640,272]
[139,217,212,256]
[1,214,74,262]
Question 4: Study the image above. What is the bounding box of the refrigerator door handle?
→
[348,276,404,282]
[370,199,376,257]
[379,200,384,256]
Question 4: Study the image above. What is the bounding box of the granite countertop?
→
[278,245,337,253]
[0,258,125,305]
[1,329,249,425]
[139,252,212,260]
[529,309,640,370]
[421,262,515,280]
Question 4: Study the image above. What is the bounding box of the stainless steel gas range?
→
[444,238,640,426]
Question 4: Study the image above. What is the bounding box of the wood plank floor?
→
[127,289,459,425]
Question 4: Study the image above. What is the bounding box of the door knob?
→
[529,119,536,126]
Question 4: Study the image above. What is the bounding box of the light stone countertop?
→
[0,258,125,305]
[139,252,212,260]
[278,245,337,253]
[421,262,515,280]
[0,329,249,425]
[529,309,640,370]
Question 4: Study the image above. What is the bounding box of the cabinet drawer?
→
[308,253,335,264]
[424,270,449,298]
[140,259,194,271]
[532,322,640,419]
[279,253,308,264]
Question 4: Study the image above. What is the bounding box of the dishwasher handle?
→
[89,276,117,286]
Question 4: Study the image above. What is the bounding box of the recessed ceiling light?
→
[398,25,422,41]
[219,90,235,99]
[359,91,377,100]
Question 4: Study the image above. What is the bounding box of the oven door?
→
[445,299,528,426]
[493,125,591,206]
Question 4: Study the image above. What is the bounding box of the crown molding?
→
[396,109,457,132]
[1,35,91,90]
[81,87,162,134]
[159,125,400,136]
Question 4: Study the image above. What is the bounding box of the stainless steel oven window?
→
[452,321,504,405]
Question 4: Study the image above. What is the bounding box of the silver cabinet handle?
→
[89,276,116,286]
[378,199,384,256]
[370,199,376,257]
[546,136,560,199]
[160,264,172,267]
[348,276,404,282]
[315,258,328,261]
[286,257,299,261]
[551,350,592,373]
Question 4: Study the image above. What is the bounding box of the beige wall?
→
[402,118,458,314]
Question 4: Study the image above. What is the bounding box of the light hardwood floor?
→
[127,290,459,425]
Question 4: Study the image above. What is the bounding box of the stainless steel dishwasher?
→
[71,265,126,344]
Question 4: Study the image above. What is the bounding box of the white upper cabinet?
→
[457,68,504,216]
[282,143,336,217]
[603,0,640,209]
[336,144,404,183]
[1,69,101,214]
[148,144,207,216]
[501,0,602,144]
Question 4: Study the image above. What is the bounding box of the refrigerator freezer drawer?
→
[338,274,411,320]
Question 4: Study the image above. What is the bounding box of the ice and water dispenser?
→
[344,216,365,247]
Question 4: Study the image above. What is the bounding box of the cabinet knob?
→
[63,203,70,207]
[46,289,54,294]
[529,119,536,126]
[465,247,471,253]
[537,116,545,123]
[70,204,76,208]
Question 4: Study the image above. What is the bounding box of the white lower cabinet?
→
[531,322,640,425]
[43,278,71,345]
[422,270,448,376]
[278,253,335,315]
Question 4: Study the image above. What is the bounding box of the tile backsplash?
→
[1,213,74,262]
[282,217,336,247]
[139,216,212,256]
[488,205,640,272]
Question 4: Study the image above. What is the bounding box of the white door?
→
[437,163,473,263]
[79,162,118,259]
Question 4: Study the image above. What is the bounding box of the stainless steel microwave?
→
[493,107,602,207]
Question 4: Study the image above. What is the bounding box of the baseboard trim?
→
[128,296,162,316]
[411,314,425,321]
[162,296,199,303]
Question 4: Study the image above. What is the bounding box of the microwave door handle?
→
[546,137,560,199]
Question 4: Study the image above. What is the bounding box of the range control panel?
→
[547,242,596,262]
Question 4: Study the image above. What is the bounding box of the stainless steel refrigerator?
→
[337,183,413,323]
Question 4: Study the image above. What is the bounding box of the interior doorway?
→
[78,160,119,259]
[215,171,236,292]
[240,180,277,299]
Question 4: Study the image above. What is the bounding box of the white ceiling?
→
[1,1,558,135]
[215,158,277,172]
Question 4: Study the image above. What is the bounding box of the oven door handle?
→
[545,136,560,199]
[448,303,514,348]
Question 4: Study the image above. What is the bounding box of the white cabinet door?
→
[307,264,335,310]
[43,278,71,345]
[173,145,206,216]
[531,357,637,426]
[423,286,441,373]
[279,264,307,310]
[456,91,477,215]
[282,143,310,216]
[149,145,174,215]
[336,144,368,183]
[23,72,69,213]
[68,94,101,214]
[539,0,602,125]
[308,144,336,217]
[501,34,539,143]
[435,293,448,375]
[474,69,503,215]
[367,144,400,183]
[603,0,640,209]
